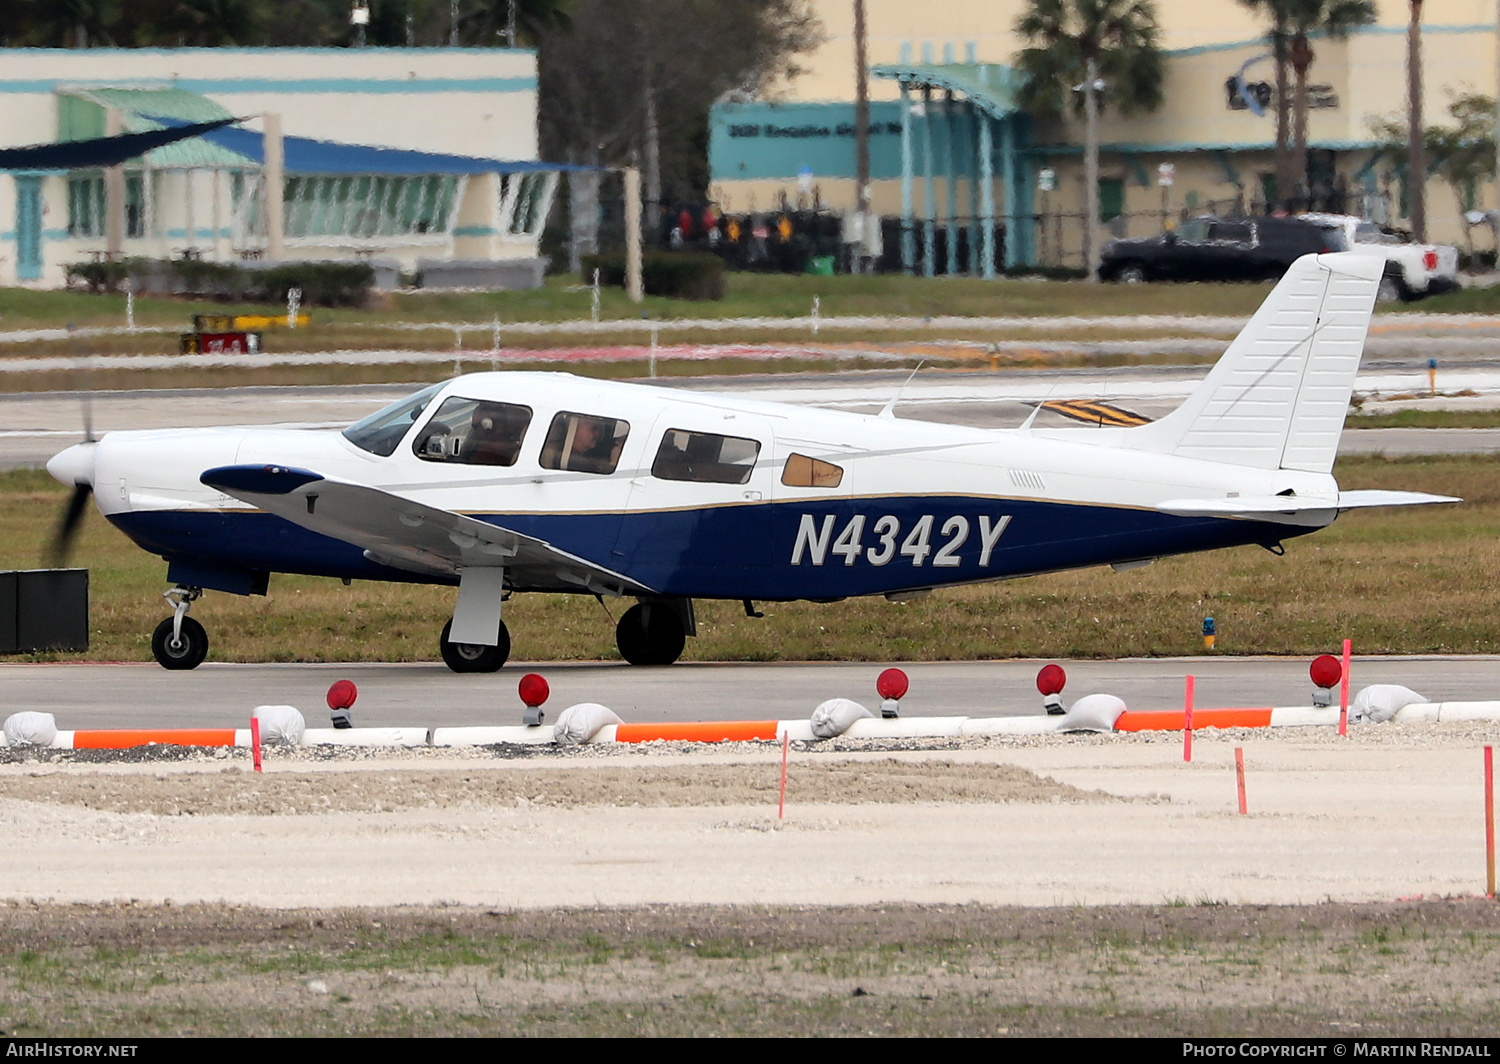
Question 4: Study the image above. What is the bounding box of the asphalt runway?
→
[5,656,1497,731]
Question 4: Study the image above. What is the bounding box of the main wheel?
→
[1116,263,1146,284]
[615,602,686,666]
[440,618,509,673]
[151,616,209,671]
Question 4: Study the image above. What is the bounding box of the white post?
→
[104,108,125,259]
[591,267,600,324]
[623,166,644,303]
[264,114,285,260]
[286,286,301,328]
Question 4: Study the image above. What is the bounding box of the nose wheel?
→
[152,616,209,670]
[440,618,510,673]
[615,602,686,666]
[151,586,208,670]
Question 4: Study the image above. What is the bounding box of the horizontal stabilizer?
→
[1158,489,1460,526]
[201,464,652,596]
[1334,489,1462,509]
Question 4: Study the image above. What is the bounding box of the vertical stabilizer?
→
[1126,252,1381,473]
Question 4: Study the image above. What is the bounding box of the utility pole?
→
[1408,0,1426,241]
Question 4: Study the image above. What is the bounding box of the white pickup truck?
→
[1301,213,1460,302]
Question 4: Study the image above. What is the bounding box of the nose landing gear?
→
[151,586,208,670]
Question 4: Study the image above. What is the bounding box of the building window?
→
[67,174,104,237]
[279,174,462,239]
[500,172,558,239]
[68,172,147,238]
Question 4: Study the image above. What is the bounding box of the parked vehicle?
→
[1298,213,1460,302]
[1099,216,1345,283]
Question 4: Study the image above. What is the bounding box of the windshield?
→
[342,383,444,456]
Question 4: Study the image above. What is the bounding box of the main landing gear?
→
[151,586,208,670]
[440,618,510,673]
[615,601,687,666]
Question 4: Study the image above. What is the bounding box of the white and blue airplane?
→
[46,253,1456,671]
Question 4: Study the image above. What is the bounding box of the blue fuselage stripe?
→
[110,496,1303,600]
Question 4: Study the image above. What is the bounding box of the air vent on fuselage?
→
[1009,469,1046,490]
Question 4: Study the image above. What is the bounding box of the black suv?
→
[1099,216,1347,283]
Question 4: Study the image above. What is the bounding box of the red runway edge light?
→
[327,679,358,710]
[1309,654,1342,690]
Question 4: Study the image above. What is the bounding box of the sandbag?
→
[252,705,306,744]
[1350,685,1425,724]
[4,712,57,747]
[810,698,874,739]
[553,702,623,744]
[1060,694,1128,733]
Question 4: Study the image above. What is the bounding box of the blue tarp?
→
[150,117,588,176]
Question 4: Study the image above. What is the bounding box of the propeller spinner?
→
[45,441,98,564]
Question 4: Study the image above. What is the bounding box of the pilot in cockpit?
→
[461,403,524,466]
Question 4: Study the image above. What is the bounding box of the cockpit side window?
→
[652,429,762,484]
[413,397,533,466]
[342,383,443,457]
[538,412,629,474]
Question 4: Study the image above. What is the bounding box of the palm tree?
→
[1286,0,1375,207]
[1407,0,1425,239]
[1015,0,1164,281]
[1238,0,1295,208]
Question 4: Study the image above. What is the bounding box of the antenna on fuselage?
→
[878,360,925,420]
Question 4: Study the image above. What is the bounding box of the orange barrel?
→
[612,721,780,743]
[1114,708,1273,732]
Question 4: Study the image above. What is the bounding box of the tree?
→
[1014,0,1164,280]
[1238,0,1295,208]
[1406,0,1426,240]
[1369,89,1493,248]
[535,0,822,232]
[1286,0,1375,205]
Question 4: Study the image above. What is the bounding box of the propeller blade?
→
[46,483,93,566]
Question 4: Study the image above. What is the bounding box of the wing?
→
[201,464,652,597]
[1157,489,1460,527]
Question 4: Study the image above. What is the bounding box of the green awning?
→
[57,86,252,169]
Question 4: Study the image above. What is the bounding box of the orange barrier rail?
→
[1114,708,1273,732]
[71,728,239,749]
[613,721,780,743]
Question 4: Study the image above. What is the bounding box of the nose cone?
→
[47,442,97,488]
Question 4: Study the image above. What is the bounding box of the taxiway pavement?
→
[5,656,1498,731]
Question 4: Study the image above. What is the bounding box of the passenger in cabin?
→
[568,416,624,473]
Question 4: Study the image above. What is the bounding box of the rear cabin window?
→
[413,397,533,466]
[1207,221,1252,244]
[652,429,762,484]
[781,453,844,488]
[539,412,630,474]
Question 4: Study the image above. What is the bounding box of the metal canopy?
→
[869,62,1023,120]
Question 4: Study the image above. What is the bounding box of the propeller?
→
[44,324,96,566]
[47,480,94,566]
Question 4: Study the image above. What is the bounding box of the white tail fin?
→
[1127,252,1381,474]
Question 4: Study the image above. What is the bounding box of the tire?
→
[615,602,686,666]
[1116,263,1146,284]
[1377,271,1412,303]
[151,616,209,671]
[440,618,510,673]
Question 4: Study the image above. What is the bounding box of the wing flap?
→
[201,464,651,596]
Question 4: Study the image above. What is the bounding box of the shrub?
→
[581,251,726,300]
[62,258,376,307]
